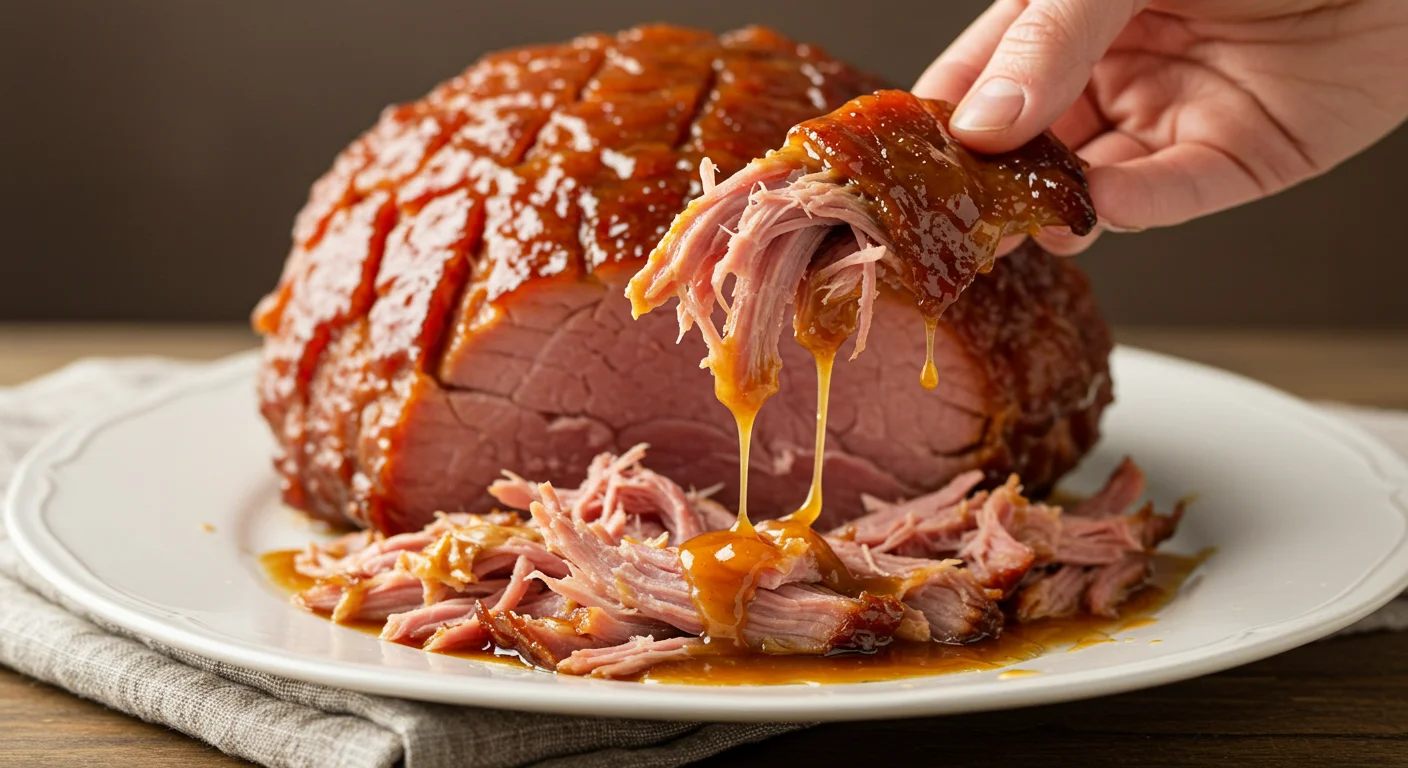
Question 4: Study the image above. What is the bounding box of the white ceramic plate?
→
[7,348,1408,721]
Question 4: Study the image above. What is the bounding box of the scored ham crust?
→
[251,24,1113,534]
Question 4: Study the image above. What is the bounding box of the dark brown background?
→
[3,0,1404,326]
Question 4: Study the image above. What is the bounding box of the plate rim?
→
[6,346,1408,722]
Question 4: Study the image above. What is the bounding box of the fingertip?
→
[947,0,1143,155]
[913,58,981,105]
[949,77,1040,153]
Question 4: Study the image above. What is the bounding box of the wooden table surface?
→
[3,324,1407,767]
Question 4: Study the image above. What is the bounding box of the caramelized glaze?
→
[781,92,1096,322]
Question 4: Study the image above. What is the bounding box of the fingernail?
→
[952,78,1026,132]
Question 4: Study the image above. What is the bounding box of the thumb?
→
[949,0,1144,153]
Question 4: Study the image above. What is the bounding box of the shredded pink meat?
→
[1008,457,1177,621]
[1014,566,1092,622]
[489,444,733,544]
[381,598,481,644]
[296,570,425,623]
[286,446,1183,678]
[838,470,985,556]
[558,636,706,678]
[527,482,895,652]
[1073,458,1146,518]
[826,539,1001,644]
[957,483,1037,595]
[1086,554,1153,618]
[629,161,906,402]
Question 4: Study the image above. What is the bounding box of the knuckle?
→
[1008,1,1083,52]
[999,0,1124,68]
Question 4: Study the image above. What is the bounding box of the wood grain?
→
[700,630,1408,767]
[1,325,1406,767]
[0,668,249,766]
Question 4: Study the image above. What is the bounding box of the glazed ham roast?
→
[253,24,1113,536]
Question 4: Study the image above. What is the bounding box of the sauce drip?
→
[676,353,777,642]
[732,408,758,534]
[677,250,960,641]
[673,338,786,642]
[792,349,836,527]
[920,317,939,390]
[676,272,868,642]
[753,299,907,598]
[703,347,772,534]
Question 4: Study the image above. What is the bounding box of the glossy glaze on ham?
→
[251,24,1112,535]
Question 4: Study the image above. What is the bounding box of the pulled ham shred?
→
[285,445,1182,679]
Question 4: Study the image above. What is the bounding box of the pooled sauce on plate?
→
[258,549,318,593]
[260,549,1208,685]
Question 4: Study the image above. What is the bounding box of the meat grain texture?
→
[252,24,1114,535]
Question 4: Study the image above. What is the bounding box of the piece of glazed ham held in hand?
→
[625,89,1097,409]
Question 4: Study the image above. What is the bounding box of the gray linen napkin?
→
[1,358,1404,767]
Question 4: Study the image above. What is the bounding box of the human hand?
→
[915,0,1408,254]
